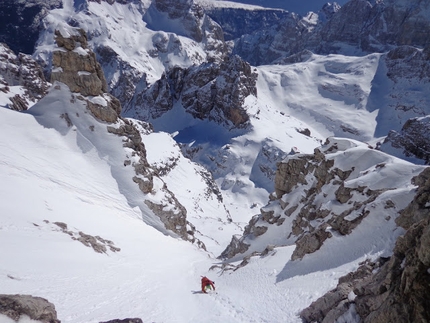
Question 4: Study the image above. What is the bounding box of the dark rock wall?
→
[127,55,257,128]
[0,0,62,55]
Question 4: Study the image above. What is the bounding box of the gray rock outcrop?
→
[300,259,380,323]
[219,137,422,261]
[205,7,290,41]
[324,0,430,53]
[322,0,430,53]
[232,10,319,66]
[181,55,257,127]
[0,294,60,323]
[50,221,121,254]
[384,45,430,83]
[126,55,257,128]
[300,166,430,323]
[219,234,251,260]
[249,141,290,192]
[107,119,203,247]
[363,45,430,141]
[95,45,145,109]
[125,72,174,121]
[99,318,142,323]
[48,28,122,124]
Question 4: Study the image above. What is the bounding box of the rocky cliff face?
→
[0,0,62,55]
[373,45,430,162]
[232,10,320,66]
[0,43,49,111]
[49,27,121,124]
[145,0,228,62]
[181,55,257,126]
[320,0,430,54]
[325,0,430,54]
[381,116,430,165]
[54,0,232,115]
[205,7,290,41]
[375,0,430,48]
[125,55,257,128]
[230,0,430,65]
[300,166,430,323]
[95,45,146,111]
[51,29,108,97]
[385,45,430,83]
[220,137,425,261]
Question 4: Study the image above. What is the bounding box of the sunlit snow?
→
[1,0,428,322]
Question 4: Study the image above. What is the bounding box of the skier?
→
[201,276,215,293]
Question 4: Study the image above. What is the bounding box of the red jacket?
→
[201,276,215,293]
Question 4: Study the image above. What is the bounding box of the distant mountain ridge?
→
[198,0,349,15]
[226,0,430,65]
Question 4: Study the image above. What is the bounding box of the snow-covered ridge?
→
[196,0,274,10]
[221,137,426,265]
[198,0,348,14]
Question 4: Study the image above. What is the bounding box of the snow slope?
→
[1,0,429,321]
[29,0,429,229]
[145,89,324,227]
[256,53,383,143]
[1,82,409,323]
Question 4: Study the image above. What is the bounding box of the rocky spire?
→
[51,29,108,97]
